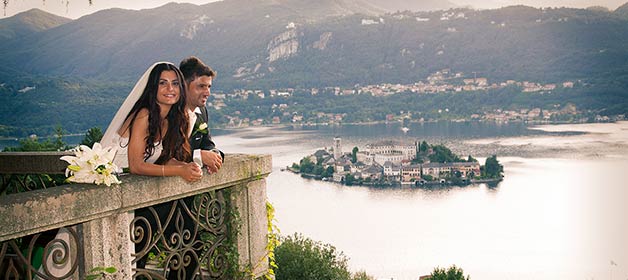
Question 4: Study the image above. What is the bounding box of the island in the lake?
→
[288,137,503,187]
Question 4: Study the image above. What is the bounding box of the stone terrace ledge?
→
[0,153,272,279]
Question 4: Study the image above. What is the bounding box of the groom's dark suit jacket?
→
[190,106,224,162]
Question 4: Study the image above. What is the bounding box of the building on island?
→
[333,137,342,160]
[306,138,483,185]
[422,162,480,179]
[401,164,422,182]
[364,140,417,165]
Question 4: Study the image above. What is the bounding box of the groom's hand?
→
[201,150,223,174]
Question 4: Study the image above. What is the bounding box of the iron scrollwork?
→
[130,190,229,279]
[0,227,81,279]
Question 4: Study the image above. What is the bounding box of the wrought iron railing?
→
[0,153,271,280]
[131,191,229,279]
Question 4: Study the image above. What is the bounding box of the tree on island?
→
[429,144,463,163]
[344,174,356,186]
[483,155,503,179]
[322,166,335,178]
[299,157,315,174]
[419,141,429,153]
[429,265,470,280]
[351,146,358,163]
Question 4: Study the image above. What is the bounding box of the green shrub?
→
[275,233,351,280]
[429,265,470,280]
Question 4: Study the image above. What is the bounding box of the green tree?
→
[352,271,375,280]
[313,164,324,176]
[275,233,351,280]
[429,145,462,163]
[484,155,503,179]
[429,265,470,280]
[344,174,356,186]
[3,127,67,152]
[322,166,335,178]
[419,141,429,153]
[299,157,315,174]
[467,155,477,162]
[80,127,103,147]
[351,146,358,163]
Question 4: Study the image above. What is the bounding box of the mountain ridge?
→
[0,8,71,40]
[0,3,626,88]
[0,3,627,138]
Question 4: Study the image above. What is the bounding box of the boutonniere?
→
[194,122,209,135]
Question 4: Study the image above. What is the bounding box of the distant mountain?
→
[615,2,628,17]
[0,2,627,137]
[363,0,456,12]
[0,2,626,88]
[0,9,70,41]
[269,0,384,17]
[0,0,388,81]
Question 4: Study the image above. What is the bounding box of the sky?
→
[1,0,626,19]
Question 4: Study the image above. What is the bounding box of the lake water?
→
[2,121,625,279]
[214,121,628,280]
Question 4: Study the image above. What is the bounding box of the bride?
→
[101,62,202,182]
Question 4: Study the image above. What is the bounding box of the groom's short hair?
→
[179,56,216,84]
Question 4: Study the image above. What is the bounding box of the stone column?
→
[81,211,134,279]
[234,178,270,278]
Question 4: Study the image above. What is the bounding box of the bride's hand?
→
[180,162,203,182]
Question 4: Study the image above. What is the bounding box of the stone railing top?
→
[0,151,72,174]
[0,153,271,242]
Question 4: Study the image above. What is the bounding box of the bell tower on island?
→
[333,137,342,159]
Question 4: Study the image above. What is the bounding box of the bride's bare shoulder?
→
[118,108,150,136]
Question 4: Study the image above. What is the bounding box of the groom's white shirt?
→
[187,107,202,137]
[188,107,203,167]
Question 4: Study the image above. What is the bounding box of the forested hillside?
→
[0,2,627,137]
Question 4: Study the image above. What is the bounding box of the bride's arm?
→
[127,109,201,181]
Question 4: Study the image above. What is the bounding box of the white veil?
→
[101,61,174,168]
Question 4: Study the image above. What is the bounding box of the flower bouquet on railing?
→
[60,142,121,186]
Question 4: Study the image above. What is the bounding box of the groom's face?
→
[186,75,213,109]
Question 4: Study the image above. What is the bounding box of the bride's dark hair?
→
[124,63,191,164]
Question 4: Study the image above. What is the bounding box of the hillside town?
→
[288,137,502,187]
[207,69,624,127]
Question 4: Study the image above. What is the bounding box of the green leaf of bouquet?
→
[104,267,117,273]
[68,165,81,172]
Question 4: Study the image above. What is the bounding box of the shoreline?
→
[285,168,503,188]
[1,119,622,140]
[216,118,618,131]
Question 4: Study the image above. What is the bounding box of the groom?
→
[179,56,224,173]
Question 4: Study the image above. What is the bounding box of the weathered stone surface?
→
[82,212,134,279]
[0,153,271,241]
[0,152,272,278]
[246,179,269,277]
[0,151,71,174]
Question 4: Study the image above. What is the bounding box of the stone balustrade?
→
[0,152,271,279]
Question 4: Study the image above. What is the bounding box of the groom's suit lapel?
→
[190,111,203,149]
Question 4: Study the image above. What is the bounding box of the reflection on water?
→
[215,121,628,280]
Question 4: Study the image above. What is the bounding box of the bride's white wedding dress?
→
[101,62,171,167]
[40,63,172,279]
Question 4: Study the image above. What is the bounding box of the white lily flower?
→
[61,142,121,187]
